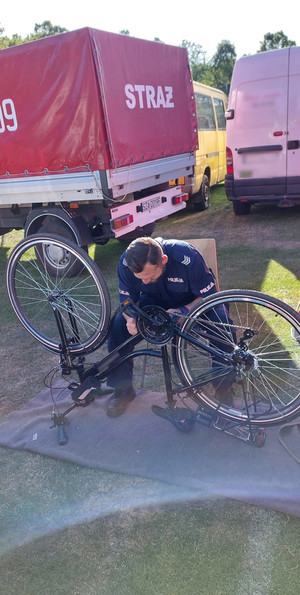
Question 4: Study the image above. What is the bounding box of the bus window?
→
[181,82,227,212]
[195,93,216,130]
[213,97,226,130]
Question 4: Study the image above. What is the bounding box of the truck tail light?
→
[226,147,233,175]
[111,214,134,230]
[172,193,188,205]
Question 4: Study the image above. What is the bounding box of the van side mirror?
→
[225,109,234,120]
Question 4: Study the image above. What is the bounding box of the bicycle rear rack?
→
[195,405,266,447]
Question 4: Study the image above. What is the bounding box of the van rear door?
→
[287,47,300,197]
[233,51,288,191]
[226,49,289,201]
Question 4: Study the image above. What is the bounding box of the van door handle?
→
[287,140,300,150]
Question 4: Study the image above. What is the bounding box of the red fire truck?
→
[0,27,197,272]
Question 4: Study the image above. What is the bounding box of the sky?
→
[1,0,299,60]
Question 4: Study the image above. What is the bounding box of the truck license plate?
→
[141,196,161,212]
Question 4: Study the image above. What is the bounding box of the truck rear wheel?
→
[233,201,251,215]
[35,219,88,277]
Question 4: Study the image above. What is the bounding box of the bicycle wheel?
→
[6,234,111,355]
[173,290,300,426]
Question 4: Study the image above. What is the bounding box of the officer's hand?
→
[126,317,138,335]
[167,308,181,317]
[167,308,184,323]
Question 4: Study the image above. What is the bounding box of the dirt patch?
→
[159,202,300,251]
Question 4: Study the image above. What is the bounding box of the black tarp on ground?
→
[0,383,299,517]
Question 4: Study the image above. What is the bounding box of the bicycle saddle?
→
[151,405,196,433]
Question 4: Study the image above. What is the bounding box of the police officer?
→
[106,237,217,417]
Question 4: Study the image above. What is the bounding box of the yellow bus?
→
[181,82,227,211]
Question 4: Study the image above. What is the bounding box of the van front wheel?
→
[194,175,210,211]
[233,201,251,215]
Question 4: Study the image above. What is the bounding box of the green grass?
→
[1,495,300,594]
[0,185,300,593]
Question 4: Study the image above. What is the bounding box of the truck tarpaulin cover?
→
[0,28,198,177]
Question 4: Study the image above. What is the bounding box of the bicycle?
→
[5,233,300,447]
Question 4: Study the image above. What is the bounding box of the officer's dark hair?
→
[125,237,163,273]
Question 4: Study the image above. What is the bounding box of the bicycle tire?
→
[6,234,111,355]
[173,289,300,426]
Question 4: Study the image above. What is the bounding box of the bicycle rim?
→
[6,234,111,355]
[174,290,300,426]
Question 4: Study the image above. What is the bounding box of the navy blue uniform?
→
[107,238,217,391]
[118,238,216,309]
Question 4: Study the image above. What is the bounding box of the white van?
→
[225,47,300,215]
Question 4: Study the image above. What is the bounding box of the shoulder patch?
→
[181,255,191,265]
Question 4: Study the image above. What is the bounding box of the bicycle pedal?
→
[71,376,104,402]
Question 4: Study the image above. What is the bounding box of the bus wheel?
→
[194,175,210,211]
[233,201,251,215]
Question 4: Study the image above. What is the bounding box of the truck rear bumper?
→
[110,186,188,237]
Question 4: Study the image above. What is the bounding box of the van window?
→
[213,98,226,130]
[195,93,216,130]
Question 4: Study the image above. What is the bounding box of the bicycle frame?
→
[54,297,231,403]
[50,296,266,447]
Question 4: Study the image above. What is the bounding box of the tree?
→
[181,39,236,92]
[192,62,216,87]
[181,40,214,85]
[258,31,296,52]
[25,21,67,42]
[182,40,206,70]
[0,20,67,49]
[0,31,23,49]
[209,40,236,94]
